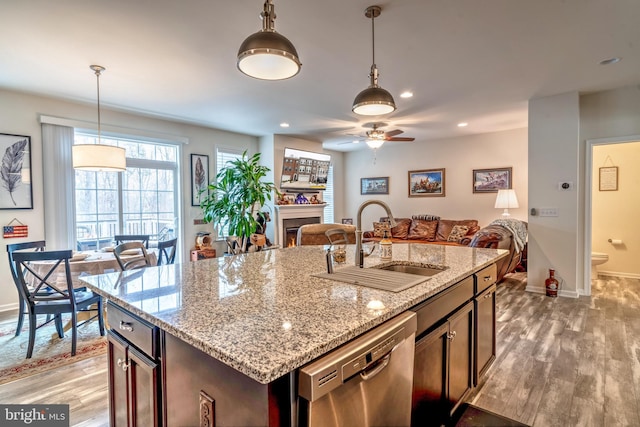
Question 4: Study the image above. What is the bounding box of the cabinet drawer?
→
[412,276,474,336]
[107,301,158,358]
[475,264,497,295]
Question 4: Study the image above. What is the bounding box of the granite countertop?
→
[81,244,507,384]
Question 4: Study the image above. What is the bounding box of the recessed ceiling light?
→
[400,91,413,98]
[457,122,468,127]
[599,57,621,65]
[280,122,290,128]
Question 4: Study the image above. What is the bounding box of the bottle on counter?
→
[380,229,392,260]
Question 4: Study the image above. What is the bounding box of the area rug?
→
[0,317,107,385]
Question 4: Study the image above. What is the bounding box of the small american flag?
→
[3,225,28,238]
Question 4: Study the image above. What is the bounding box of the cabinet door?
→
[108,333,130,427]
[475,284,496,385]
[412,323,449,427]
[447,301,474,417]
[127,346,160,427]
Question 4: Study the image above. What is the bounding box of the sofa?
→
[296,223,357,246]
[461,219,528,282]
[362,215,480,246]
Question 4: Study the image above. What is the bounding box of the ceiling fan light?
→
[365,139,385,150]
[237,30,301,80]
[352,86,397,116]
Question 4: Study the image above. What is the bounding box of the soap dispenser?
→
[380,229,392,260]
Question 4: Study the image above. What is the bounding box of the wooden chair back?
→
[114,242,152,271]
[114,234,150,248]
[157,238,178,265]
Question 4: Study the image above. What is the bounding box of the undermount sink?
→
[376,264,445,277]
[313,263,447,293]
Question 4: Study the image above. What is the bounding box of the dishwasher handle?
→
[359,340,402,381]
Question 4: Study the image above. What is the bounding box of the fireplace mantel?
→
[274,204,326,247]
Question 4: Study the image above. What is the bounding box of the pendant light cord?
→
[94,67,102,143]
[371,12,376,67]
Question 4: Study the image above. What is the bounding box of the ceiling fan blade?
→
[384,129,404,138]
[388,137,415,142]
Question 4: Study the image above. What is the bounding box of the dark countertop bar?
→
[81,244,507,384]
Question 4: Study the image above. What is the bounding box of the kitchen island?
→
[81,244,507,426]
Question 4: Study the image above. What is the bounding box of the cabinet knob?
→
[117,358,130,371]
[119,321,134,332]
[447,331,457,341]
[483,276,492,282]
[484,293,492,299]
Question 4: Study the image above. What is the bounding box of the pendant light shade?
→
[237,0,301,80]
[365,139,385,150]
[352,6,396,116]
[73,65,126,172]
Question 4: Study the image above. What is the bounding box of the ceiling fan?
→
[340,123,416,149]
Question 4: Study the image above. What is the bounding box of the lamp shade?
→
[365,139,385,150]
[494,189,519,217]
[352,85,396,116]
[237,30,301,80]
[72,144,126,172]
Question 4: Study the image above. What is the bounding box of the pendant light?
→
[352,5,396,116]
[72,65,126,172]
[237,0,301,80]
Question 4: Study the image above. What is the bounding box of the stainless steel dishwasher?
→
[298,311,417,427]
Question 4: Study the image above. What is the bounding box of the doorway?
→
[584,136,640,295]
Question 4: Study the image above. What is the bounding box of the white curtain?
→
[41,123,76,250]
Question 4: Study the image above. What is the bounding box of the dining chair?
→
[7,240,46,337]
[157,237,178,265]
[114,242,152,271]
[114,234,150,249]
[11,249,105,358]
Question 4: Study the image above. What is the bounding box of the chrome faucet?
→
[355,200,397,267]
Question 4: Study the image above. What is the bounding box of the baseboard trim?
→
[598,271,640,279]
[525,284,579,298]
[0,302,19,313]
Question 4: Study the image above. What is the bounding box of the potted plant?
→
[200,151,279,254]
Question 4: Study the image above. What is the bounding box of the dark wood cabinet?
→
[106,302,161,427]
[412,301,474,426]
[475,284,497,384]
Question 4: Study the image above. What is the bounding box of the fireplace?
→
[283,217,320,247]
[274,204,326,247]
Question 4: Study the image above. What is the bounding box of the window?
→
[323,165,334,223]
[215,147,244,237]
[74,133,179,250]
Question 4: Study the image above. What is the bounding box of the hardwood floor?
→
[1,274,638,426]
[471,273,640,427]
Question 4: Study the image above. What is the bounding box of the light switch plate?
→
[538,208,559,217]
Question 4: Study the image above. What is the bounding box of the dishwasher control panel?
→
[342,330,402,380]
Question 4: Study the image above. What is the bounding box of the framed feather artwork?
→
[191,154,209,206]
[0,133,32,210]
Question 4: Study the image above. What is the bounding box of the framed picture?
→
[0,133,33,210]
[341,218,353,225]
[191,154,209,206]
[361,177,389,195]
[472,167,512,193]
[408,168,445,197]
[599,166,618,191]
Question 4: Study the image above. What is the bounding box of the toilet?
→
[591,252,609,279]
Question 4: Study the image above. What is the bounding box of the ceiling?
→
[1,0,638,152]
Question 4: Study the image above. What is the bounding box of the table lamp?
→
[494,189,519,217]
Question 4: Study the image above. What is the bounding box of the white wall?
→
[592,142,640,277]
[527,92,581,297]
[0,88,258,312]
[527,85,640,297]
[343,128,528,232]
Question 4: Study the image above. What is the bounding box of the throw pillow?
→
[390,218,412,239]
[412,214,441,221]
[408,220,438,241]
[447,225,470,242]
[373,221,391,238]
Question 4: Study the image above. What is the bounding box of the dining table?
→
[27,249,158,289]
